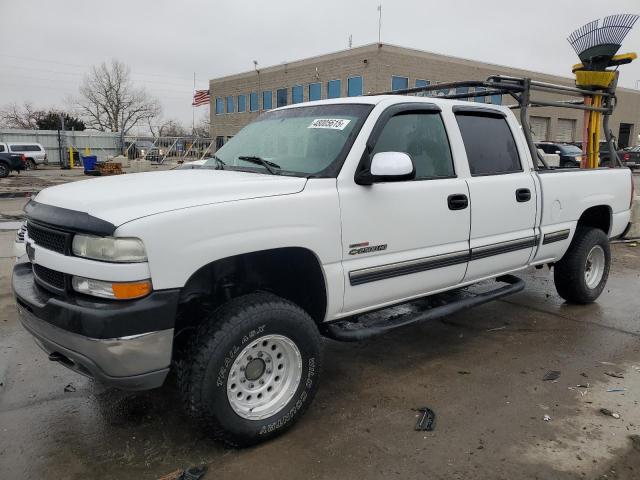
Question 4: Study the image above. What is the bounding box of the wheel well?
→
[577,205,611,235]
[175,247,327,334]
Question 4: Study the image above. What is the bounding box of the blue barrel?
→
[82,155,97,172]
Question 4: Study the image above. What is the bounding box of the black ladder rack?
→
[370,74,621,169]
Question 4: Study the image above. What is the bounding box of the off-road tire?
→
[0,163,9,178]
[554,227,610,304]
[177,293,322,447]
[26,159,37,170]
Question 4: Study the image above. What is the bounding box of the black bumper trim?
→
[12,260,180,339]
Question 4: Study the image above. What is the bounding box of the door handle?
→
[447,194,468,210]
[515,188,531,202]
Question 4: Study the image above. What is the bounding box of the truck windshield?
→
[204,104,373,177]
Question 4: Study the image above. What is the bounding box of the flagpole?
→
[378,4,382,44]
[192,72,196,136]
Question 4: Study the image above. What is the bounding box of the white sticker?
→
[308,118,351,130]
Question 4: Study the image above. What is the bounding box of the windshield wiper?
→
[237,155,280,175]
[212,155,226,170]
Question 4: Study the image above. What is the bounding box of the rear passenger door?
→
[455,108,537,282]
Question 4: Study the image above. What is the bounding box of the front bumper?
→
[12,260,180,390]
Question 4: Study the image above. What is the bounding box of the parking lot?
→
[0,171,639,480]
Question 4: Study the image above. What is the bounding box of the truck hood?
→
[34,169,307,226]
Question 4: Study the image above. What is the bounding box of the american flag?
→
[192,89,210,107]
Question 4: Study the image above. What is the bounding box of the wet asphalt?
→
[1,197,640,479]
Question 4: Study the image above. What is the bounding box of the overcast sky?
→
[1,0,639,131]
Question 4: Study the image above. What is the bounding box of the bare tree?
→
[193,112,211,138]
[158,118,188,137]
[0,102,43,129]
[74,60,161,134]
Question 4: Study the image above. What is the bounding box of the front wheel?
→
[178,293,322,447]
[553,227,611,304]
[0,163,9,178]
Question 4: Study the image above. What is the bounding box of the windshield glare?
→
[205,104,372,176]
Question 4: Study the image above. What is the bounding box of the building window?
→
[309,82,321,101]
[237,94,247,113]
[292,85,303,104]
[327,79,341,99]
[475,87,487,103]
[277,88,288,107]
[215,97,224,114]
[262,91,273,110]
[249,92,258,112]
[490,94,502,105]
[347,76,363,97]
[215,136,225,150]
[226,96,234,113]
[456,86,469,99]
[415,79,430,88]
[391,75,408,92]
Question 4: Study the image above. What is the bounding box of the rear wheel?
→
[178,293,322,447]
[554,227,610,304]
[26,159,37,170]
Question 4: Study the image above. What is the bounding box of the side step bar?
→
[324,275,525,342]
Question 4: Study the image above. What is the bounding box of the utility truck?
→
[12,76,634,446]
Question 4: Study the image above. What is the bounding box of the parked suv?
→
[13,96,633,446]
[0,143,47,169]
[536,142,583,168]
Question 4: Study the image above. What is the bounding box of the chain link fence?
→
[0,129,214,167]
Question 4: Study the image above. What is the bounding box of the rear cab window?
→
[455,111,521,175]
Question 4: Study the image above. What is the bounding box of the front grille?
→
[27,221,69,254]
[33,264,66,291]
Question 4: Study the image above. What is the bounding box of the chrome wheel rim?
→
[585,245,605,289]
[227,334,302,420]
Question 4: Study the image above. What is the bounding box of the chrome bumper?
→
[18,304,172,390]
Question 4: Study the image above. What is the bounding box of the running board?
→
[324,275,525,342]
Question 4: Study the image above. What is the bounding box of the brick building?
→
[209,43,640,149]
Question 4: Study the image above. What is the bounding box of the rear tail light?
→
[623,153,630,161]
[20,154,26,163]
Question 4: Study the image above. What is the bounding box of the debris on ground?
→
[63,383,76,393]
[607,387,626,392]
[604,371,624,379]
[414,406,435,431]
[542,370,561,381]
[158,466,208,480]
[486,326,506,332]
[457,370,471,375]
[600,408,621,419]
[543,414,552,422]
[580,372,588,378]
[630,434,640,451]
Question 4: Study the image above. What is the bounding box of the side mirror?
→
[355,152,415,185]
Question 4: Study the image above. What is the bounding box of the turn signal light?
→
[71,276,152,300]
[112,281,152,299]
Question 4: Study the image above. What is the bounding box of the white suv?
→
[0,143,47,169]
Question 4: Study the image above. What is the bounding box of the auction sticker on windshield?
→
[308,118,351,130]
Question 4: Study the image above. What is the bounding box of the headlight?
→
[159,149,164,155]
[72,235,147,263]
[72,276,152,300]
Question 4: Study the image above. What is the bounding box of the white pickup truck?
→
[12,94,633,446]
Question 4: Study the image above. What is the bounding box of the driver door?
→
[337,105,471,314]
